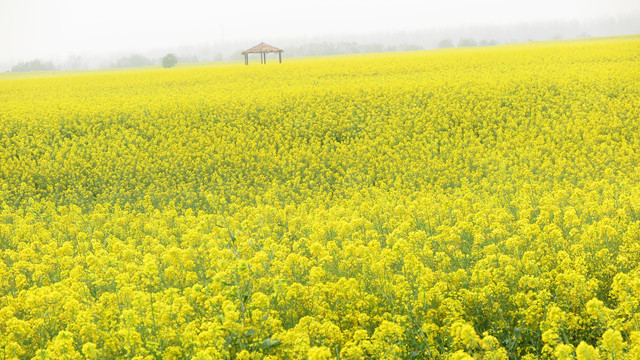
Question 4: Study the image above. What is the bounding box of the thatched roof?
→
[242,42,283,54]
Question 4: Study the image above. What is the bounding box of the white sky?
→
[1,0,639,61]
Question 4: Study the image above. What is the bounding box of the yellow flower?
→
[576,341,601,360]
[308,346,332,360]
[600,329,625,359]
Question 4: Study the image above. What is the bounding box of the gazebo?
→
[242,42,283,65]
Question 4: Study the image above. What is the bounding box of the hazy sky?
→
[1,0,639,61]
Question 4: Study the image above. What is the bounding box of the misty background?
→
[1,0,639,72]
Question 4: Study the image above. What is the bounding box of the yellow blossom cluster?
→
[0,35,639,359]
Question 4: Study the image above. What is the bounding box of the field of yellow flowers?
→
[1,35,639,359]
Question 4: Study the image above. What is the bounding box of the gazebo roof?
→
[242,42,284,55]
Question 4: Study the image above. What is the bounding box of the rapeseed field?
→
[0,36,639,359]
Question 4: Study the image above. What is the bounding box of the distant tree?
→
[11,59,57,72]
[397,43,423,52]
[458,38,478,47]
[177,55,198,64]
[479,39,499,47]
[65,55,83,71]
[360,43,384,53]
[161,54,178,68]
[114,54,152,68]
[438,39,454,48]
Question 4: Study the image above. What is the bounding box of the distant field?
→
[0,36,639,359]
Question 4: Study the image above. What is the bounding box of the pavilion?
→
[242,42,283,65]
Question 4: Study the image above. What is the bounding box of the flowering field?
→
[1,36,639,359]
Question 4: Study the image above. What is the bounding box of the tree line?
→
[9,38,502,72]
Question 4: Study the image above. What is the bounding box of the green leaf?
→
[259,338,282,350]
